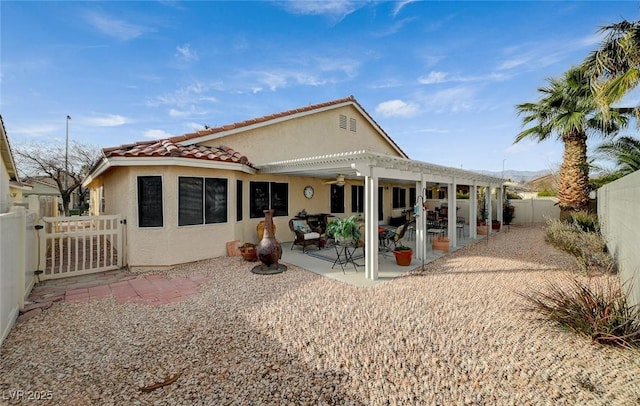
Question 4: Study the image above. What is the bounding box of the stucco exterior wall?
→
[0,157,9,213]
[598,170,640,307]
[201,105,402,164]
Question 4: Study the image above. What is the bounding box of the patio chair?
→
[380,222,408,251]
[289,219,322,253]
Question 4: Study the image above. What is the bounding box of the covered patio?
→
[259,150,504,281]
[280,224,486,286]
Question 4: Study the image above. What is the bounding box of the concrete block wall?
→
[598,170,640,307]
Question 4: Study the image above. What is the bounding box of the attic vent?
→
[339,114,347,129]
[349,118,356,132]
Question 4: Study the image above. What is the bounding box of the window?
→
[178,177,228,226]
[137,176,163,228]
[426,188,434,199]
[392,187,406,208]
[236,180,243,221]
[378,187,384,221]
[351,185,364,213]
[349,117,356,132]
[330,184,345,213]
[409,187,416,207]
[250,181,289,218]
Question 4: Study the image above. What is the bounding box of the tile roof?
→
[103,140,253,167]
[169,96,360,144]
[165,95,407,158]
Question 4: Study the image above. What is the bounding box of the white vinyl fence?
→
[509,198,560,225]
[40,215,123,280]
[0,206,37,346]
[598,170,640,307]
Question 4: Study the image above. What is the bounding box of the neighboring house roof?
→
[0,114,19,181]
[527,173,555,191]
[9,180,32,191]
[169,96,409,159]
[23,177,62,196]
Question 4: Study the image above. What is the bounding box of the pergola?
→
[258,150,505,280]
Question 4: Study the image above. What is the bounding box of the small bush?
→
[569,210,599,233]
[538,190,557,197]
[544,217,613,273]
[519,277,640,348]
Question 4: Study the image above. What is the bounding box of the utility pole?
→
[65,115,71,190]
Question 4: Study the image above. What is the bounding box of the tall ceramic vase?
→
[257,209,282,268]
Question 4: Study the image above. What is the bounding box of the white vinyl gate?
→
[40,215,123,280]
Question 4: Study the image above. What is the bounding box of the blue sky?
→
[2,1,639,173]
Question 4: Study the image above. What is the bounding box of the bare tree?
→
[14,142,101,216]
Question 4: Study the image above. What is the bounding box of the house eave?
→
[83,157,257,187]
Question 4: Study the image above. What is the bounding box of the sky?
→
[2,1,640,174]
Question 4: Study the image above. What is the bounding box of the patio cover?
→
[258,150,504,280]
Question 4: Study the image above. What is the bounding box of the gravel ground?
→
[1,225,640,405]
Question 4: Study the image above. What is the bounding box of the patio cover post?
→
[485,185,493,227]
[469,182,477,239]
[448,179,457,247]
[497,185,504,229]
[364,170,379,280]
[415,179,427,262]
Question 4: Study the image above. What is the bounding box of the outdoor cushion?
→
[292,219,312,233]
[303,232,321,240]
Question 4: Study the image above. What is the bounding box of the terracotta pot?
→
[477,226,489,235]
[393,249,413,266]
[239,243,257,262]
[257,209,282,267]
[432,237,450,252]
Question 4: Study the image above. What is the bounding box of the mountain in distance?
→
[472,169,550,183]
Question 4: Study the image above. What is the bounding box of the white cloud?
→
[83,11,150,41]
[149,81,222,107]
[86,114,129,127]
[375,99,419,117]
[281,0,365,21]
[175,44,199,62]
[392,0,419,17]
[418,71,448,85]
[419,86,476,113]
[168,106,210,118]
[10,124,58,136]
[142,129,173,139]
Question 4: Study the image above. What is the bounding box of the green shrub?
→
[569,210,599,233]
[456,191,470,199]
[544,217,613,273]
[519,276,640,348]
[538,190,557,197]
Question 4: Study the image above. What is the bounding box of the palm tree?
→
[515,66,628,214]
[583,20,640,111]
[596,135,640,176]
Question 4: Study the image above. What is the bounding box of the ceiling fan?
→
[324,174,345,187]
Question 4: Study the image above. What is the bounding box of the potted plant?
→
[492,220,501,231]
[432,236,450,252]
[326,215,361,244]
[239,243,257,262]
[392,245,413,266]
